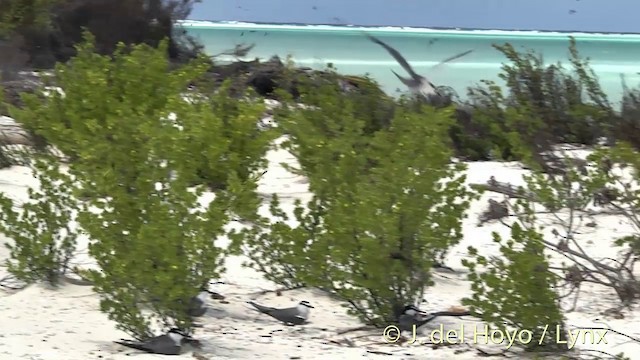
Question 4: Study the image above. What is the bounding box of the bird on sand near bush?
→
[246,300,314,325]
[398,304,472,331]
[187,285,221,317]
[147,284,224,318]
[114,328,202,355]
[365,33,473,100]
[397,304,430,331]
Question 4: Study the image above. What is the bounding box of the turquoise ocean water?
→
[179,21,640,104]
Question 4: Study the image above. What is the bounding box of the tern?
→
[247,300,314,325]
[398,304,430,331]
[148,285,223,318]
[187,287,216,317]
[114,328,202,355]
[398,304,472,331]
[365,33,472,99]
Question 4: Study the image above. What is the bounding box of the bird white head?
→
[403,304,427,317]
[299,300,314,308]
[167,328,187,344]
[196,290,209,302]
[297,300,314,318]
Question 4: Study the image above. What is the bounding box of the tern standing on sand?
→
[366,33,473,99]
[247,300,314,325]
[187,283,225,317]
[398,304,472,331]
[148,285,221,318]
[114,328,202,355]
[187,287,216,317]
[398,304,430,331]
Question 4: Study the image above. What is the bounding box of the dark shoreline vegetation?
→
[0,1,638,359]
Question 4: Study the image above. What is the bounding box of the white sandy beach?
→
[0,131,638,359]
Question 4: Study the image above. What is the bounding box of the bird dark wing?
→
[147,334,184,355]
[391,69,416,87]
[397,310,472,329]
[430,49,474,73]
[114,340,180,355]
[365,33,420,79]
[416,310,472,327]
[438,49,473,65]
[188,305,208,317]
[268,307,307,325]
[395,313,437,330]
[247,301,276,314]
[188,296,207,317]
[432,262,456,272]
[115,340,155,353]
[115,335,182,355]
[429,310,472,317]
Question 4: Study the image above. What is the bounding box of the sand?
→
[0,135,638,359]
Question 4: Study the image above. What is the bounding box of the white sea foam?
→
[177,20,640,39]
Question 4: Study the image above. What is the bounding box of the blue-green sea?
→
[180,21,640,104]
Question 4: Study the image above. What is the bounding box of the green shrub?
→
[0,156,79,286]
[233,79,475,325]
[190,83,276,191]
[455,37,614,163]
[6,32,264,339]
[614,79,640,151]
[463,220,568,352]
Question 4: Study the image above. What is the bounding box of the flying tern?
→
[366,33,473,99]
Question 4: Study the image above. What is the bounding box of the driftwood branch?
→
[470,176,537,201]
[248,285,306,297]
[473,176,626,219]
[488,168,640,307]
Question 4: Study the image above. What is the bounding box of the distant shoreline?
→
[179,20,640,37]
